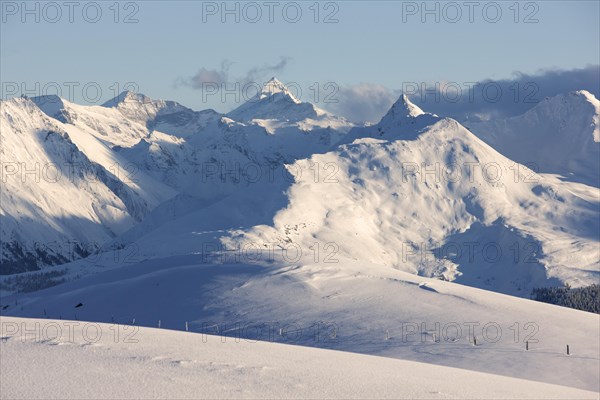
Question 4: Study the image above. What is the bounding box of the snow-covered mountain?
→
[2,86,599,397]
[0,98,155,273]
[5,90,596,292]
[32,95,150,148]
[1,82,356,272]
[3,88,598,290]
[466,90,600,186]
[227,77,355,153]
[338,94,441,144]
[227,118,599,296]
[101,90,223,138]
[228,77,351,127]
[96,94,599,296]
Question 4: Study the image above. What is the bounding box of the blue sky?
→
[1,0,599,121]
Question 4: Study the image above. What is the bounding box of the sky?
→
[1,0,599,122]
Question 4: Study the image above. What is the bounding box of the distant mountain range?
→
[1,80,598,298]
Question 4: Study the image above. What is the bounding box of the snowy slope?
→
[2,258,599,392]
[97,83,354,199]
[102,90,223,139]
[108,95,599,296]
[234,114,599,294]
[2,87,357,272]
[0,98,152,273]
[1,316,597,399]
[2,89,599,396]
[32,95,151,148]
[6,92,597,291]
[466,90,600,186]
[33,87,353,198]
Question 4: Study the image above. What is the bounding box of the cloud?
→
[176,60,232,89]
[322,83,400,123]
[324,66,599,123]
[243,57,291,85]
[178,64,599,123]
[407,65,600,121]
[178,57,291,90]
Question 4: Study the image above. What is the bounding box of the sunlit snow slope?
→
[466,90,600,187]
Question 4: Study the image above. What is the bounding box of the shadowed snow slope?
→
[2,260,599,392]
[0,98,154,273]
[1,316,597,399]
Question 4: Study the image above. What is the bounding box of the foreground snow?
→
[4,260,599,392]
[1,316,597,400]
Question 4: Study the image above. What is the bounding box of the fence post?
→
[158,320,161,329]
[567,345,570,355]
[526,340,529,351]
[185,321,189,332]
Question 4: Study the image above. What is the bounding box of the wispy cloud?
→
[243,57,291,84]
[186,60,233,89]
[177,57,291,90]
